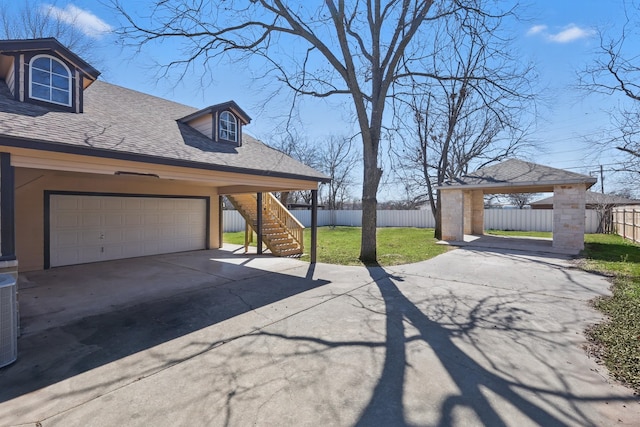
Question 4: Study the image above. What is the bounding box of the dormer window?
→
[29,54,71,106]
[179,101,251,147]
[219,111,237,142]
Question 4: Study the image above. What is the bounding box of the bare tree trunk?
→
[279,191,290,207]
[360,136,382,263]
[434,191,443,240]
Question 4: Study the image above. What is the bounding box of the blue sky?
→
[21,1,638,198]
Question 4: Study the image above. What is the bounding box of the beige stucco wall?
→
[15,167,220,271]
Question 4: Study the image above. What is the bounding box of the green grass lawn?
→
[224,226,449,266]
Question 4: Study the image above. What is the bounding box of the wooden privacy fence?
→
[224,209,600,233]
[612,205,640,244]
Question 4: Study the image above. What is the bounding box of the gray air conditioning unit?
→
[0,274,17,368]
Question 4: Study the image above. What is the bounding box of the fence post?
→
[634,207,637,244]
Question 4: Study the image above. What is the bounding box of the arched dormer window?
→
[29,55,72,106]
[219,111,237,142]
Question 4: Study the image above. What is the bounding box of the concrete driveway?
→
[1,244,639,426]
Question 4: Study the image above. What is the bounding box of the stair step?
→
[273,243,301,250]
[269,238,293,244]
[227,193,304,258]
[275,248,303,256]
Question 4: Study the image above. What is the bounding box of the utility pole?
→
[600,165,604,194]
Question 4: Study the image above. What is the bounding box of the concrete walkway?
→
[1,245,639,426]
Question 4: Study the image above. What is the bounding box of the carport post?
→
[311,189,318,263]
[0,153,16,261]
[256,192,263,255]
[218,195,223,248]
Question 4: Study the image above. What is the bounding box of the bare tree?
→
[393,6,535,237]
[319,135,359,210]
[0,0,99,62]
[112,0,523,262]
[268,130,321,207]
[506,193,535,209]
[579,2,640,177]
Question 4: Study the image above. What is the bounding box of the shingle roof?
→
[441,159,596,191]
[0,79,329,182]
[532,191,639,207]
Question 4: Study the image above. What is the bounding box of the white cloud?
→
[41,4,112,38]
[527,23,596,44]
[547,24,596,43]
[526,25,547,36]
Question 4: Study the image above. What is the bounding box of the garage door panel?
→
[124,214,143,226]
[50,195,207,267]
[125,246,144,258]
[157,199,174,210]
[143,199,160,209]
[102,229,125,244]
[159,214,176,224]
[79,230,101,245]
[81,213,101,227]
[52,248,80,266]
[143,214,160,225]
[80,197,102,210]
[103,245,123,259]
[53,245,103,266]
[104,213,125,227]
[103,198,124,210]
[123,229,144,241]
[54,213,81,228]
[54,230,80,247]
[54,195,80,210]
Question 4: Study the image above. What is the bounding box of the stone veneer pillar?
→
[463,191,473,234]
[471,190,484,234]
[441,189,464,241]
[464,190,484,235]
[553,184,587,252]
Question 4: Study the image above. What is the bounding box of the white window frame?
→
[29,54,72,107]
[219,111,238,142]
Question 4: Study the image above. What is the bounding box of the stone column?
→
[553,184,587,252]
[471,190,484,235]
[463,191,473,234]
[441,189,464,241]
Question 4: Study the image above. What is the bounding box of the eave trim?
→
[0,135,331,183]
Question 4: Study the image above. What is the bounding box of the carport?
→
[437,159,597,254]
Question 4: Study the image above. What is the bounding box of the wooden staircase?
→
[226,193,304,257]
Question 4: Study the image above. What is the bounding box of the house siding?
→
[6,58,14,97]
[187,114,213,139]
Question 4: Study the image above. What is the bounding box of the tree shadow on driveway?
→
[355,264,636,426]
[2,252,638,426]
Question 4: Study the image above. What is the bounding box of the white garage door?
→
[49,194,207,267]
